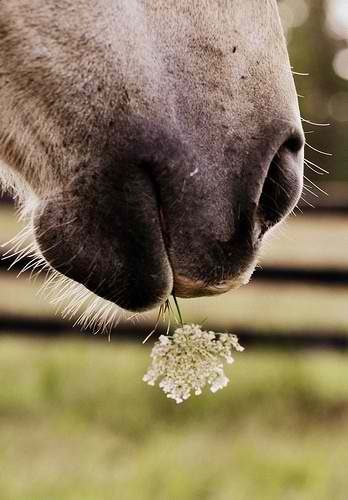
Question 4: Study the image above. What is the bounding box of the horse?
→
[0,0,304,330]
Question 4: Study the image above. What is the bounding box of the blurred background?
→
[0,1,347,499]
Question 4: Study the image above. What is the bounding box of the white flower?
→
[143,324,244,404]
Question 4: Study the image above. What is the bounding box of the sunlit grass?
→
[0,338,347,500]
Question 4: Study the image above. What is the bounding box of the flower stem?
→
[172,294,184,326]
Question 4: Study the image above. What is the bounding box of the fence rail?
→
[1,190,348,347]
[1,249,347,285]
[0,314,347,350]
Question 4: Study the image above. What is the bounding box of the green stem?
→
[172,294,184,326]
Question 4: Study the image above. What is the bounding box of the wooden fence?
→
[1,193,348,349]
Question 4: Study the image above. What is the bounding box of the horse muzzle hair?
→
[0,0,304,316]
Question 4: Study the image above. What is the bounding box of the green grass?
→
[0,338,347,500]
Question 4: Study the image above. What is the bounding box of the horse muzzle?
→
[33,119,304,312]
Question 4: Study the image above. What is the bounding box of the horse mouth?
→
[173,272,253,298]
[33,162,259,313]
[156,199,256,301]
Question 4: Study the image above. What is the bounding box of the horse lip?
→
[173,275,237,298]
[147,172,257,301]
[173,266,254,299]
[156,203,257,299]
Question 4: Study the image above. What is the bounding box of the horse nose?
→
[170,125,304,300]
[256,127,304,236]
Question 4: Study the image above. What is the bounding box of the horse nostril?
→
[283,130,305,154]
[257,130,304,234]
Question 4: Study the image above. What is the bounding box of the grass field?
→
[0,338,347,500]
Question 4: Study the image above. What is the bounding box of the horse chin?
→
[32,188,259,314]
[30,151,266,313]
[172,255,257,299]
[32,192,174,313]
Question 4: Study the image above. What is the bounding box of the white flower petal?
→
[143,324,244,403]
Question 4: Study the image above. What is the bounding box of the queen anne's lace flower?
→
[143,324,244,403]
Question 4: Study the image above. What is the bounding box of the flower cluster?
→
[143,324,244,404]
